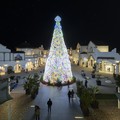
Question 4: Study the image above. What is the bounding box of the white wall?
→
[5,53,10,61]
[0,44,11,52]
[0,53,4,61]
[97,46,109,52]
[80,46,87,53]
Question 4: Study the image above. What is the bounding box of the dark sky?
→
[0,0,120,51]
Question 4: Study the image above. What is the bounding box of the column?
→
[101,61,104,72]
[3,52,5,61]
[118,99,120,109]
[113,64,116,74]
[116,63,119,75]
[96,63,99,72]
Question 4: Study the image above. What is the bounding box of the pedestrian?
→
[67,80,70,88]
[81,70,84,77]
[83,73,86,78]
[67,90,71,103]
[47,98,52,113]
[71,89,74,98]
[85,79,88,88]
[35,105,40,120]
[16,78,19,83]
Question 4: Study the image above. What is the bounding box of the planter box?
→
[91,74,95,78]
[91,100,99,109]
[80,105,90,116]
[80,101,90,116]
[96,80,101,86]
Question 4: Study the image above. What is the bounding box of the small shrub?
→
[10,76,15,80]
[115,75,120,87]
[72,76,76,82]
[40,75,43,82]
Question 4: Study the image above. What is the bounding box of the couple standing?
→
[68,89,74,102]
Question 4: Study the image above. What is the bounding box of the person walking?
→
[67,90,71,103]
[85,79,88,88]
[35,105,40,120]
[47,98,52,113]
[71,89,74,98]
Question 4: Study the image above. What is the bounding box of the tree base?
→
[41,80,76,86]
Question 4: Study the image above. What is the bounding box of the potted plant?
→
[10,76,15,80]
[31,92,35,99]
[96,75,101,86]
[89,86,99,109]
[115,75,120,92]
[76,81,84,97]
[34,73,39,80]
[23,82,30,95]
[72,76,76,82]
[23,74,40,95]
[79,88,92,116]
[31,87,37,99]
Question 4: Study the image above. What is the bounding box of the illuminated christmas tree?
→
[43,16,73,84]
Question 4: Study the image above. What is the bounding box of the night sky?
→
[0,0,120,51]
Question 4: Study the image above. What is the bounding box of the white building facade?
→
[0,41,120,76]
[79,41,120,75]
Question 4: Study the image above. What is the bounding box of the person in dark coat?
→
[71,89,74,98]
[85,79,88,88]
[47,98,52,113]
[35,105,40,120]
[68,90,71,103]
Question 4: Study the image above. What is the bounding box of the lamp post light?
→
[7,77,12,120]
[8,78,11,94]
[4,64,8,75]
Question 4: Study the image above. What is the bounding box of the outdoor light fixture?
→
[4,64,8,67]
[28,59,31,61]
[16,60,20,63]
[83,57,87,61]
[116,61,119,64]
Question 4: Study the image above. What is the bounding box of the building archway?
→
[0,66,5,75]
[88,55,95,68]
[98,60,114,73]
[25,61,33,71]
[14,64,22,73]
[7,66,14,74]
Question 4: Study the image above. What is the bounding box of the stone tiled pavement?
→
[0,65,120,120]
[86,100,120,120]
[23,83,84,120]
[0,83,84,120]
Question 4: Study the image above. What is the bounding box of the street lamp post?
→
[8,78,11,94]
[6,78,12,120]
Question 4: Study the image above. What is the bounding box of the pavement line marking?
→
[30,105,35,107]
[75,116,84,119]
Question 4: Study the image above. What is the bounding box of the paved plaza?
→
[0,65,120,120]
